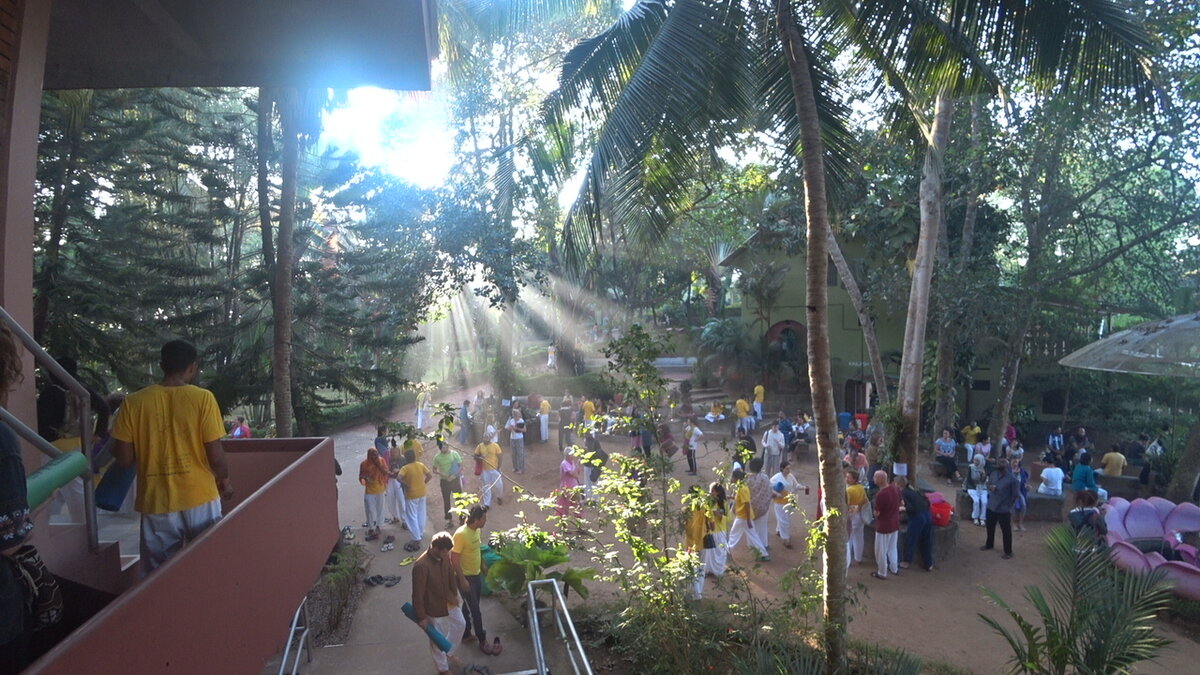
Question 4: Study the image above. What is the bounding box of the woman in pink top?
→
[555,446,583,518]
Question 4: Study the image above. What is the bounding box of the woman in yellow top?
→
[581,398,596,422]
[359,447,389,541]
[845,469,869,567]
[753,384,765,421]
[727,468,769,561]
[683,486,712,599]
[397,449,432,550]
[735,397,753,434]
[705,402,725,423]
[402,431,425,463]
[704,482,730,577]
[539,397,553,443]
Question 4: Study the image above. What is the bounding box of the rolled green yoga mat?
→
[480,544,501,595]
[25,451,88,510]
[402,601,453,652]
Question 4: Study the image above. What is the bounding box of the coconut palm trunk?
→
[776,2,847,669]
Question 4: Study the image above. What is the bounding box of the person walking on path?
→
[539,397,552,444]
[871,470,901,580]
[753,383,765,421]
[452,506,493,655]
[746,458,773,552]
[358,448,388,541]
[412,532,470,675]
[705,482,730,577]
[897,476,934,571]
[982,458,1019,559]
[769,461,807,549]
[504,408,527,475]
[112,339,233,572]
[735,395,753,434]
[683,417,703,475]
[431,439,462,526]
[475,437,503,507]
[398,449,433,551]
[761,422,786,476]
[727,468,770,561]
[965,453,989,525]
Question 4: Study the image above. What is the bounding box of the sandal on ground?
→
[341,526,355,541]
[404,540,421,552]
[383,575,401,587]
[384,535,396,544]
[462,634,477,644]
[364,575,384,586]
[381,542,394,552]
[478,640,493,655]
[492,637,503,656]
[398,556,417,567]
[898,563,910,569]
[870,572,887,580]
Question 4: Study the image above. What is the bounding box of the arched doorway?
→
[766,320,807,393]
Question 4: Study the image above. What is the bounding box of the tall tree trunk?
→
[828,230,889,405]
[256,88,276,273]
[897,94,954,472]
[933,98,984,431]
[776,3,847,670]
[1165,421,1200,504]
[272,95,298,438]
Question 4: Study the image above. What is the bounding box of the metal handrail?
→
[525,578,592,675]
[277,596,311,675]
[0,303,98,551]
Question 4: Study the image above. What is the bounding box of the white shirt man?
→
[761,424,786,475]
[1038,465,1065,496]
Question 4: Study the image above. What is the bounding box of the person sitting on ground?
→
[705,401,726,424]
[961,420,982,456]
[1037,460,1065,497]
[1099,443,1128,477]
[934,428,962,485]
[1071,452,1107,501]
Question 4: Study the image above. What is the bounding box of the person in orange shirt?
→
[359,447,389,541]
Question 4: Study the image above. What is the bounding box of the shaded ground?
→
[321,385,1200,674]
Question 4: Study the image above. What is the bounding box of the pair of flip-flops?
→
[364,574,401,587]
[398,556,417,567]
[365,531,380,542]
[403,540,421,552]
[341,526,355,541]
[381,535,396,552]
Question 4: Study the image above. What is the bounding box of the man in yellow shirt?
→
[581,397,596,422]
[452,505,491,653]
[727,468,769,561]
[112,340,231,572]
[1100,444,1128,477]
[961,421,982,455]
[475,439,504,507]
[403,429,425,464]
[753,384,765,422]
[398,449,432,549]
[735,396,752,434]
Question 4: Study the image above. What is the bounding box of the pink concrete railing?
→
[25,437,339,674]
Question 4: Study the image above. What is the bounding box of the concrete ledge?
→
[1098,473,1140,500]
[863,519,959,563]
[956,489,1065,522]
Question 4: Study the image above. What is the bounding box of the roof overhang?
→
[45,0,438,91]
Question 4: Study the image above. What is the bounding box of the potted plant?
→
[486,531,595,628]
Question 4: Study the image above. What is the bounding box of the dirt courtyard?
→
[334,398,1200,673]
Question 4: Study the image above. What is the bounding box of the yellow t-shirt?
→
[582,400,595,421]
[710,403,723,415]
[360,459,388,495]
[453,524,483,576]
[961,425,981,445]
[1102,452,1128,476]
[684,508,708,550]
[846,484,869,510]
[540,400,551,414]
[476,442,502,470]
[398,462,430,499]
[754,385,765,403]
[111,384,227,515]
[734,483,753,520]
[403,438,425,464]
[735,399,750,419]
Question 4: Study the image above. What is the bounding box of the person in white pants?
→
[398,449,432,546]
[385,441,406,524]
[845,469,868,567]
[475,438,504,507]
[871,470,901,579]
[705,482,729,576]
[728,468,770,561]
[769,461,807,549]
[966,453,989,525]
[761,422,786,477]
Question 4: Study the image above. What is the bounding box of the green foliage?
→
[485,531,595,600]
[695,317,753,382]
[979,526,1172,674]
[320,543,367,631]
[872,401,906,465]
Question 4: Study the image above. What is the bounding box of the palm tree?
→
[540,0,1157,668]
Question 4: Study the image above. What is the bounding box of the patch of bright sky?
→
[320,76,455,189]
